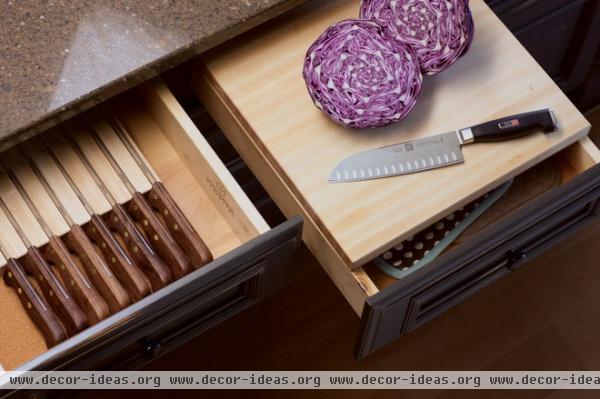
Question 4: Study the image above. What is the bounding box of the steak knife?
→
[329,109,558,183]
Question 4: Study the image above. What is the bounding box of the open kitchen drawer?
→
[0,79,302,380]
[190,0,600,358]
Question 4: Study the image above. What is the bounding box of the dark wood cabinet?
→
[357,162,600,357]
[487,0,600,111]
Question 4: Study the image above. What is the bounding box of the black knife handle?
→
[461,109,558,144]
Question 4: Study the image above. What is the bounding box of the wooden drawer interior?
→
[364,137,600,292]
[191,0,598,325]
[0,80,270,370]
[193,61,600,317]
[347,137,600,315]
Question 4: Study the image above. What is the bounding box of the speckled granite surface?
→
[0,0,307,149]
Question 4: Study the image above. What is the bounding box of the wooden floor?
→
[86,113,600,398]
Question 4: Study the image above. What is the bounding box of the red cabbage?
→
[303,19,422,129]
[360,0,474,75]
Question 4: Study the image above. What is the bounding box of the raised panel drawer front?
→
[360,163,600,356]
[194,0,600,358]
[19,221,301,374]
[0,79,302,388]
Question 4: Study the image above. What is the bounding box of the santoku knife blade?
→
[329,109,558,183]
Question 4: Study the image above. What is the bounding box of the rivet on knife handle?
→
[22,245,88,336]
[330,108,558,182]
[103,111,213,269]
[44,236,110,324]
[3,259,67,347]
[0,168,91,334]
[18,148,114,324]
[127,193,193,279]
[60,127,174,290]
[13,145,129,316]
[85,215,151,301]
[83,117,193,279]
[146,183,213,268]
[105,205,173,290]
[63,224,131,313]
[459,108,558,144]
[34,135,154,300]
[0,221,67,346]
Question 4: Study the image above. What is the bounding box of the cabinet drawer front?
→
[513,1,585,80]
[404,191,598,333]
[404,258,510,333]
[487,0,577,31]
[8,217,300,375]
[356,163,600,358]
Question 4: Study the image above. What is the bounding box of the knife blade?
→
[329,108,558,183]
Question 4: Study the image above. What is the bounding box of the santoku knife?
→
[329,109,558,183]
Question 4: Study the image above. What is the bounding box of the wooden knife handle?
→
[44,236,110,324]
[85,215,151,301]
[105,204,172,290]
[64,225,130,313]
[21,246,87,336]
[146,183,213,268]
[3,259,67,347]
[127,193,192,279]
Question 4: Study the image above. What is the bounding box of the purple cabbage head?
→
[303,19,422,129]
[360,0,474,75]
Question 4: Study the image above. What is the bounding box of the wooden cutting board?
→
[201,0,591,269]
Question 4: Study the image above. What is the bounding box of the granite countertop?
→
[0,0,306,149]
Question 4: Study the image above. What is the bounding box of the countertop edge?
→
[1,0,309,152]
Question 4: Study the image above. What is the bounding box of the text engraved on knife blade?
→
[329,132,465,182]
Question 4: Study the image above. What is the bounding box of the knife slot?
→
[0,79,271,371]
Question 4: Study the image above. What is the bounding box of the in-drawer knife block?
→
[0,79,303,377]
[194,0,600,356]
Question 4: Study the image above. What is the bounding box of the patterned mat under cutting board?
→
[375,159,563,279]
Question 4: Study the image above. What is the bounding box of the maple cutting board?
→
[199,0,591,270]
